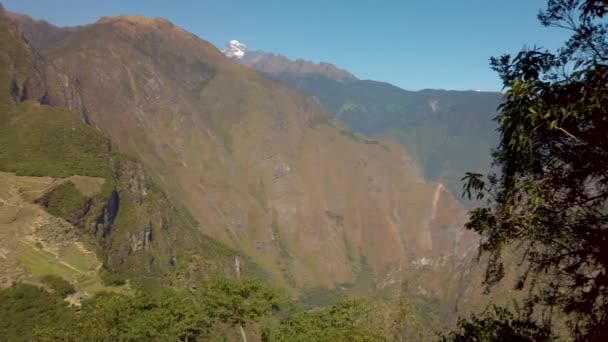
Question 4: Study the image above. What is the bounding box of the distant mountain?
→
[223,42,502,201]
[223,39,357,81]
[221,39,247,59]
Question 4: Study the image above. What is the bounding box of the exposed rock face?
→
[10,14,477,291]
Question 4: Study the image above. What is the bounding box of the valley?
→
[2,0,603,340]
[7,12,478,296]
[0,5,489,340]
[223,39,503,201]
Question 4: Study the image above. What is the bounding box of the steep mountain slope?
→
[11,13,476,293]
[224,46,502,200]
[0,8,243,293]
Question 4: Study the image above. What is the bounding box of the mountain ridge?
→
[221,39,358,81]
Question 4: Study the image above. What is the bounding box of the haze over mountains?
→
[0,8,512,339]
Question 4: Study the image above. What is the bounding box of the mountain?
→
[221,39,247,59]
[8,12,476,299]
[222,40,357,81]
[224,42,503,201]
[0,7,245,297]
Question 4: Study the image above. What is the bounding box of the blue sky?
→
[3,0,570,91]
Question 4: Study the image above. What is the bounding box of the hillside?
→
[227,49,502,200]
[8,12,477,297]
[0,8,244,295]
[3,1,600,340]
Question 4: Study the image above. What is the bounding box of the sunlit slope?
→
[32,15,476,291]
[0,8,244,292]
[243,71,502,202]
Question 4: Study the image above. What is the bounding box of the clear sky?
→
[3,0,570,91]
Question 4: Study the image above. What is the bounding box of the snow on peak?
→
[221,40,247,59]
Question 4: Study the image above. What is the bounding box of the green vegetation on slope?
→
[0,102,112,178]
[40,274,76,297]
[0,283,75,342]
[37,181,88,219]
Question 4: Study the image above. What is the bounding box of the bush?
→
[38,181,88,220]
[0,283,74,341]
[40,274,76,298]
[99,267,127,286]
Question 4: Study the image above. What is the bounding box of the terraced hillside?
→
[0,172,128,296]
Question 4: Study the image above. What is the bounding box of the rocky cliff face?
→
[9,13,476,293]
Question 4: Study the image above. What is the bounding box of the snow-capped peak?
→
[221,40,247,59]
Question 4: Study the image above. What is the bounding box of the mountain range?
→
[0,9,513,338]
[222,40,357,81]
[224,41,503,200]
[6,11,479,292]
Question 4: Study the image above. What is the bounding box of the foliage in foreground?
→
[0,277,416,342]
[0,283,75,342]
[264,298,384,342]
[451,0,608,341]
[440,306,553,342]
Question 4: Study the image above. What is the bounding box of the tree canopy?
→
[457,0,608,340]
[0,276,413,342]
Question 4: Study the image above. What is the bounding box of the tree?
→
[262,297,386,342]
[34,289,219,341]
[457,0,608,340]
[200,276,286,327]
[0,283,75,342]
[440,306,553,342]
